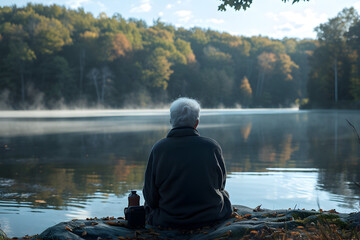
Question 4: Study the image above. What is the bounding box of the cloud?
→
[166,4,173,9]
[66,0,91,9]
[130,0,152,13]
[267,8,328,38]
[275,24,293,32]
[206,18,225,24]
[96,1,107,11]
[175,10,192,23]
[158,11,164,17]
[354,1,360,12]
[265,12,279,21]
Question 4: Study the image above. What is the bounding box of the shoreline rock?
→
[8,205,360,239]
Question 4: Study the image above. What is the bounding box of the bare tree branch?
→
[346,119,360,144]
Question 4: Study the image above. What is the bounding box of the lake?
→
[0,109,359,237]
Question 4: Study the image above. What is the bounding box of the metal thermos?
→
[128,190,140,207]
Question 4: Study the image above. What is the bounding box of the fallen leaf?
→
[330,224,337,228]
[91,222,98,226]
[82,231,87,237]
[250,230,258,235]
[290,231,300,237]
[242,234,251,240]
[297,226,304,229]
[253,204,264,212]
[80,225,85,227]
[35,200,46,204]
[233,218,244,222]
[277,214,285,217]
[225,222,231,226]
[117,237,126,240]
[65,226,72,232]
[71,219,78,221]
[327,209,339,214]
[244,214,252,218]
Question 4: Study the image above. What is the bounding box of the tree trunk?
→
[20,63,25,105]
[256,71,265,98]
[101,70,106,103]
[79,49,85,97]
[334,58,338,103]
[90,68,100,103]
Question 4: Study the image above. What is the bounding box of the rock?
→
[347,212,360,228]
[31,205,358,240]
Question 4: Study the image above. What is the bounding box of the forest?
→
[0,4,359,109]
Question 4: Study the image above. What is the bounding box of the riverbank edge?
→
[300,100,360,110]
[2,205,360,240]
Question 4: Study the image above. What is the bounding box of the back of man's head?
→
[170,97,200,128]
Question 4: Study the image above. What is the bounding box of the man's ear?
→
[194,119,199,129]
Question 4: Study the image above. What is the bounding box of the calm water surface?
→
[0,109,359,237]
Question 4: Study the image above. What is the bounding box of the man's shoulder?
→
[152,135,221,150]
[152,138,167,149]
[197,135,222,150]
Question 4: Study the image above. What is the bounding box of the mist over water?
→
[0,109,359,237]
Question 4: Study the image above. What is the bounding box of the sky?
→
[1,0,360,39]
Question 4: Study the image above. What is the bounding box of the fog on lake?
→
[0,109,359,237]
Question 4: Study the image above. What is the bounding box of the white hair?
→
[170,97,200,128]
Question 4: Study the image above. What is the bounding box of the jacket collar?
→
[167,127,200,138]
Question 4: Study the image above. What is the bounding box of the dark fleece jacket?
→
[143,127,232,228]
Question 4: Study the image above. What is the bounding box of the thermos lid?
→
[131,190,137,194]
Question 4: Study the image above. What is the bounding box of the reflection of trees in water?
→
[201,112,360,209]
[200,113,305,172]
[0,128,167,208]
[307,112,360,208]
[201,112,358,172]
[0,112,359,210]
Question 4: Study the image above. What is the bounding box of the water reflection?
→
[0,109,359,237]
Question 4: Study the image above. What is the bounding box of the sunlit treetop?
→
[218,0,310,11]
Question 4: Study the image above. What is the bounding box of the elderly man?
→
[143,97,232,229]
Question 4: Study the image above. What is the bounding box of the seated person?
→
[143,97,232,229]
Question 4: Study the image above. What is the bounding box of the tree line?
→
[0,4,358,109]
[307,7,360,108]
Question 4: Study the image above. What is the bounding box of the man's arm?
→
[143,149,160,209]
[215,146,227,191]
